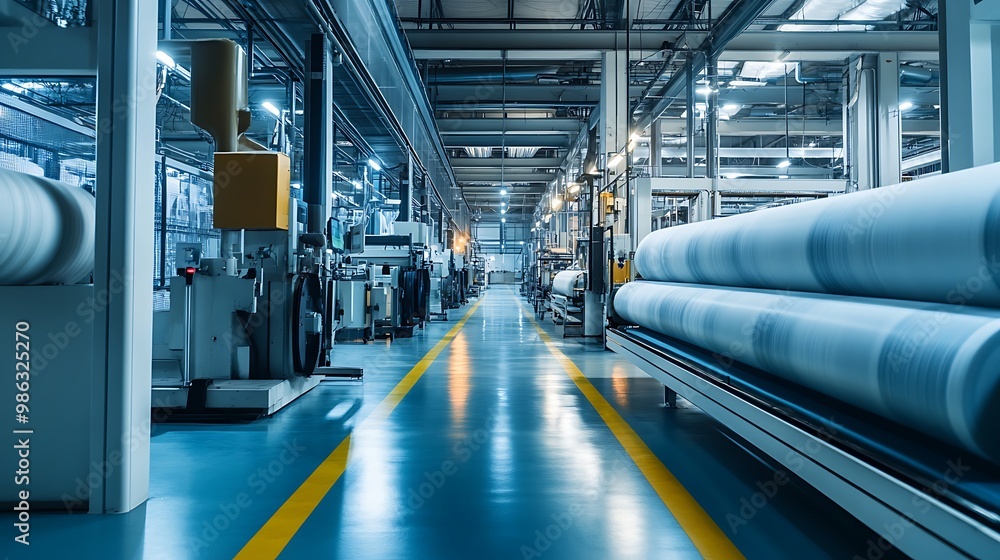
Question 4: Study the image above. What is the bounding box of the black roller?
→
[292,273,323,375]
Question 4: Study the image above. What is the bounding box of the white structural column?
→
[601,49,627,241]
[848,53,901,190]
[601,49,629,171]
[940,0,1000,171]
[90,0,157,513]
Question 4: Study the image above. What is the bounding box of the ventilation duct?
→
[507,147,540,158]
[463,147,493,158]
[780,0,907,31]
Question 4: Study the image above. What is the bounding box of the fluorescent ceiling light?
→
[740,61,789,81]
[294,109,304,116]
[261,101,281,118]
[898,101,914,111]
[776,160,792,169]
[156,50,176,69]
[722,104,741,113]
[368,158,382,172]
[608,153,624,167]
[729,79,766,87]
[519,241,525,245]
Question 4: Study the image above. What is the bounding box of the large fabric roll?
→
[0,169,95,285]
[634,162,1000,307]
[552,270,585,297]
[614,281,1000,463]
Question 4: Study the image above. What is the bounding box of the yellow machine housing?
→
[213,151,290,230]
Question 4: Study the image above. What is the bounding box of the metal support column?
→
[941,0,1000,172]
[876,53,902,186]
[848,53,901,189]
[601,49,629,177]
[91,0,157,514]
[650,118,663,177]
[685,60,696,178]
[304,34,333,234]
[161,0,172,40]
[399,156,414,222]
[706,56,719,180]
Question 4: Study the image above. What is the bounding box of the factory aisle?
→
[20,287,902,560]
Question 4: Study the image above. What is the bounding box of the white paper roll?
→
[0,168,95,285]
[614,281,1000,462]
[635,162,1000,307]
[552,269,585,297]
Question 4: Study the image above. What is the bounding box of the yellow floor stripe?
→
[516,298,746,560]
[235,297,485,560]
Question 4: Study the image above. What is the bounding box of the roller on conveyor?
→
[609,165,1000,558]
[0,168,96,286]
[634,161,1000,307]
[614,281,1000,462]
[552,269,585,297]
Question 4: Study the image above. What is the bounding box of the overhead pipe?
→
[427,66,562,84]
[633,0,778,131]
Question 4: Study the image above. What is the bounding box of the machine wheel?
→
[292,273,323,376]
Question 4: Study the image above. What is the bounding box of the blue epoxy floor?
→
[8,287,903,559]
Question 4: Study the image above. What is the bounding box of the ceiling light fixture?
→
[368,158,382,172]
[261,101,281,118]
[898,101,914,111]
[608,153,624,168]
[776,160,792,169]
[156,50,176,69]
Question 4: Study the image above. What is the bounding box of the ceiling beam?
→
[650,118,940,137]
[441,135,573,148]
[454,170,556,182]
[439,118,583,134]
[449,157,563,169]
[408,30,939,61]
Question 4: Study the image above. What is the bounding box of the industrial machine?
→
[0,169,96,506]
[549,269,586,337]
[429,248,453,320]
[350,220,432,336]
[150,39,357,418]
[530,249,574,318]
[607,163,1000,559]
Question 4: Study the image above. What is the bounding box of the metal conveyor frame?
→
[605,328,1000,560]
